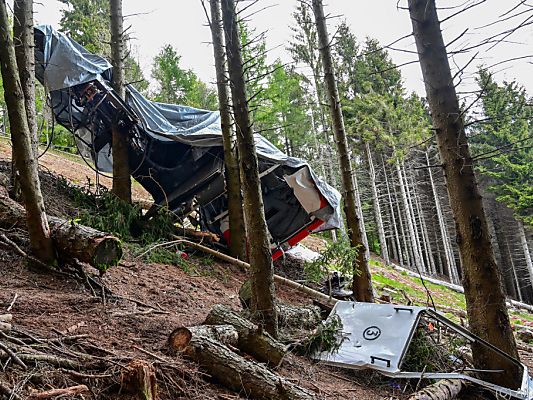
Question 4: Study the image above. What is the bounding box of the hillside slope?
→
[0,139,531,399]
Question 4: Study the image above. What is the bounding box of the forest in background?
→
[0,0,532,398]
[1,0,528,302]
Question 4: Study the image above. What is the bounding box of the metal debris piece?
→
[315,302,533,399]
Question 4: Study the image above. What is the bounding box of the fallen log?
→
[204,305,286,367]
[172,237,338,307]
[0,315,12,322]
[29,384,89,399]
[0,314,12,332]
[408,379,465,400]
[0,378,21,400]
[239,281,322,331]
[169,325,238,351]
[179,334,313,400]
[0,185,122,270]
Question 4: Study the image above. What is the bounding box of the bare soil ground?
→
[0,140,396,399]
[0,138,530,399]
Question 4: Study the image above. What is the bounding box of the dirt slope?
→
[1,137,531,399]
[0,142,395,399]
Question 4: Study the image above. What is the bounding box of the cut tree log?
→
[179,334,313,400]
[239,280,322,330]
[203,305,285,366]
[29,385,89,399]
[408,379,466,400]
[0,322,11,331]
[0,183,122,270]
[204,304,286,367]
[0,314,12,332]
[168,325,238,351]
[121,359,157,400]
[0,314,12,322]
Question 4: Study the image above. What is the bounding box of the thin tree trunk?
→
[518,222,533,288]
[426,152,459,283]
[506,237,523,302]
[410,169,436,275]
[221,0,278,336]
[309,108,338,242]
[382,156,403,267]
[13,0,37,157]
[353,167,370,259]
[396,160,423,271]
[12,0,37,199]
[208,0,246,260]
[110,0,131,203]
[394,178,411,268]
[409,0,521,388]
[366,143,389,264]
[484,202,517,299]
[403,162,426,273]
[0,0,55,264]
[312,0,373,302]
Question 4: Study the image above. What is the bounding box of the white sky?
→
[33,0,533,96]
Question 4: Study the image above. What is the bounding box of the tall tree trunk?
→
[426,151,459,283]
[410,169,436,275]
[221,0,278,336]
[396,160,423,271]
[353,167,370,259]
[12,0,37,198]
[403,163,426,273]
[518,222,533,288]
[13,0,37,157]
[394,177,411,268]
[208,0,246,260]
[0,0,56,264]
[366,143,389,264]
[382,156,403,267]
[408,0,521,388]
[506,237,523,302]
[312,0,373,302]
[110,0,131,203]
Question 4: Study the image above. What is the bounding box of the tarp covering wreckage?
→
[316,302,533,399]
[33,25,342,258]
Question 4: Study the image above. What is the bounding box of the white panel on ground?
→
[316,302,424,373]
[315,302,533,400]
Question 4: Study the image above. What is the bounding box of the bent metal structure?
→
[34,25,342,259]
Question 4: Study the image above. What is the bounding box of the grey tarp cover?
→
[35,25,112,92]
[34,24,342,231]
[126,86,342,230]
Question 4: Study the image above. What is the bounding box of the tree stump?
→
[121,359,157,400]
[0,314,12,331]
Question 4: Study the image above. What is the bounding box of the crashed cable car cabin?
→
[34,25,342,259]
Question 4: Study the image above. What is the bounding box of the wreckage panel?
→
[316,302,425,373]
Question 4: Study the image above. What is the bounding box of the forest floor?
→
[0,138,532,399]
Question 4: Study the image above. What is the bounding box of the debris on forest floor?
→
[0,159,532,399]
[0,320,210,399]
[169,303,317,400]
[315,301,533,400]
